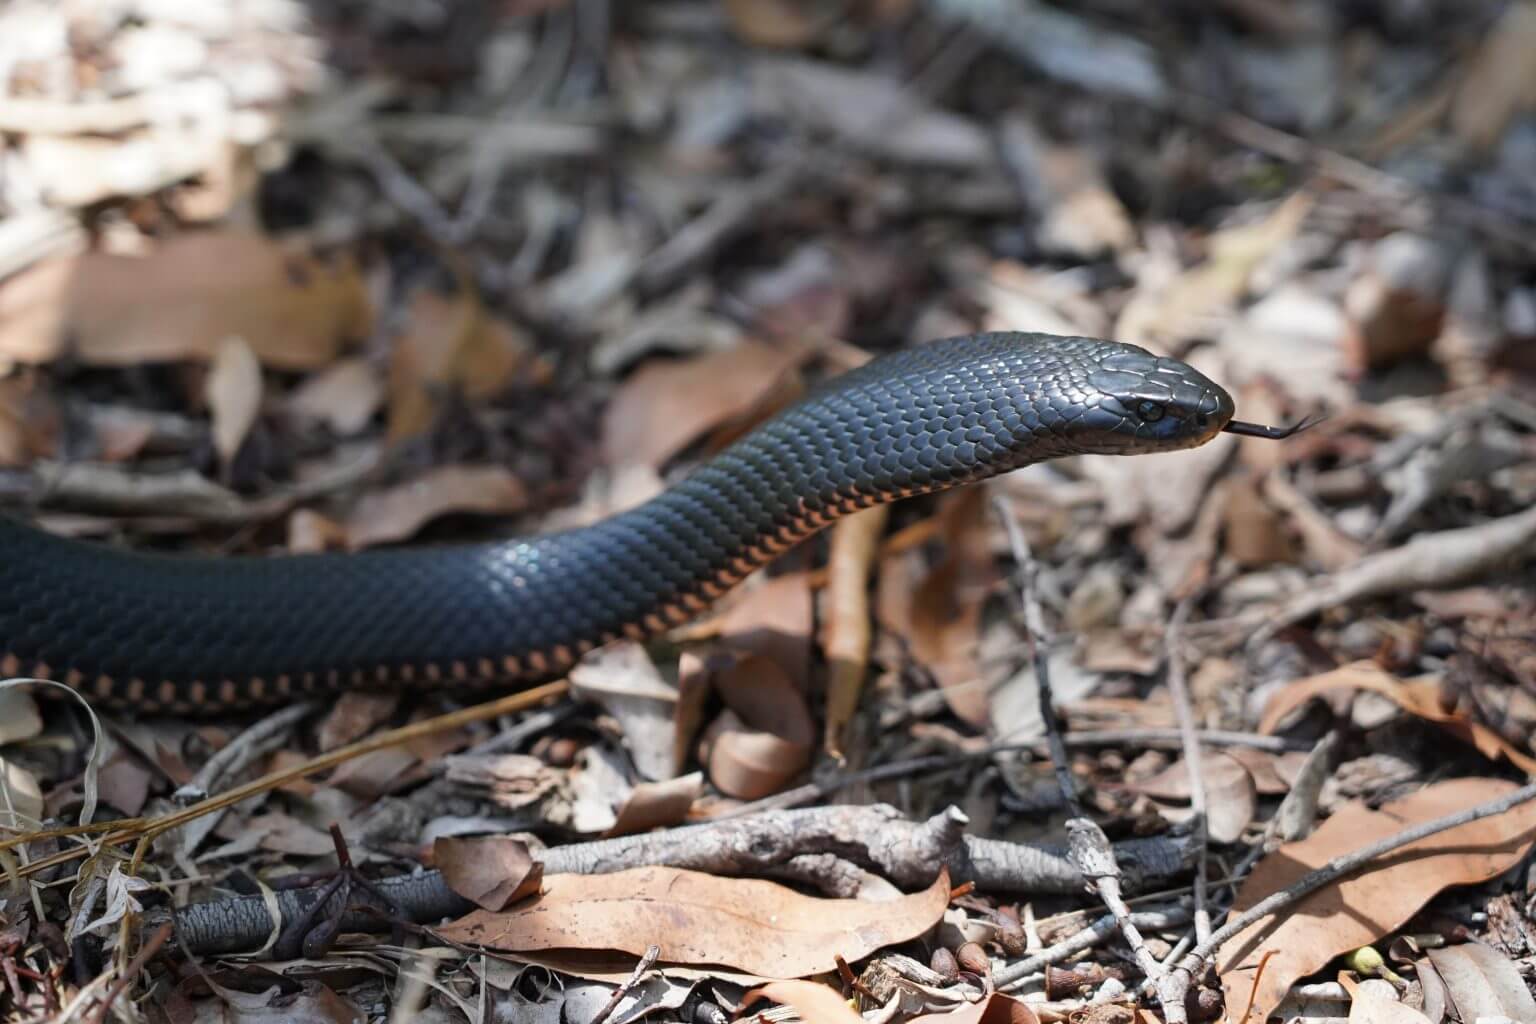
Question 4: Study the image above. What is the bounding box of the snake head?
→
[1060,341,1236,455]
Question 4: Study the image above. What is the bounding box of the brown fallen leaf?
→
[289,357,385,435]
[435,836,544,912]
[1258,660,1536,774]
[387,285,546,442]
[1222,471,1293,568]
[822,505,890,758]
[896,487,997,730]
[0,374,58,467]
[1449,0,1536,151]
[606,772,703,837]
[1216,777,1536,1018]
[909,992,1040,1023]
[599,339,810,471]
[740,981,864,1024]
[343,464,527,550]
[206,335,263,467]
[438,865,951,979]
[569,642,680,782]
[689,570,814,685]
[1346,978,1434,1024]
[1122,752,1257,844]
[0,234,370,369]
[697,651,814,800]
[724,0,838,47]
[1423,941,1536,1022]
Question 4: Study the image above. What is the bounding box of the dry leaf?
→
[1449,0,1536,150]
[1259,660,1536,774]
[1346,978,1433,1024]
[1222,471,1293,568]
[600,339,809,471]
[289,357,384,435]
[741,981,864,1024]
[1116,190,1313,348]
[1423,941,1536,1022]
[287,508,349,553]
[435,836,544,912]
[607,772,702,837]
[0,689,43,745]
[697,651,814,799]
[344,465,527,549]
[438,865,951,978]
[0,375,58,467]
[0,758,44,828]
[387,286,545,441]
[569,642,679,782]
[0,234,370,369]
[696,571,814,684]
[206,335,263,464]
[725,0,833,48]
[822,505,890,758]
[1216,777,1536,1018]
[909,992,1040,1023]
[1123,752,1257,843]
[899,488,997,729]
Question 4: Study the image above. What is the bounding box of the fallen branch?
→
[158,803,1195,956]
[1254,503,1536,645]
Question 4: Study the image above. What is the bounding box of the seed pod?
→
[930,947,958,980]
[955,941,990,978]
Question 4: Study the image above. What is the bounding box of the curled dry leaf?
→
[206,335,263,465]
[599,339,810,472]
[0,234,370,369]
[1346,978,1434,1024]
[0,758,44,828]
[344,464,527,550]
[435,836,544,912]
[1216,777,1536,1020]
[1259,660,1536,774]
[438,865,951,979]
[697,651,814,799]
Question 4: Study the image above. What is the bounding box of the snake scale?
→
[0,332,1289,714]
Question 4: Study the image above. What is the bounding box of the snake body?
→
[0,332,1235,713]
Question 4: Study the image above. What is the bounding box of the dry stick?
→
[993,905,1192,990]
[1163,599,1209,947]
[85,921,171,1024]
[1170,779,1536,989]
[587,944,660,1024]
[991,495,1170,1010]
[6,681,572,882]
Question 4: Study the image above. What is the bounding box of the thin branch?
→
[1172,780,1536,984]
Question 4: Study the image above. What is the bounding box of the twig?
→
[992,494,1179,1019]
[588,944,660,1024]
[1169,780,1536,989]
[1163,599,1209,945]
[991,495,1077,813]
[86,922,171,1024]
[993,905,1192,990]
[1,681,572,881]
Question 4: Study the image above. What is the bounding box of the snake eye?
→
[1137,400,1165,422]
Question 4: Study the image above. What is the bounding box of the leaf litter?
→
[1,0,1535,1022]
